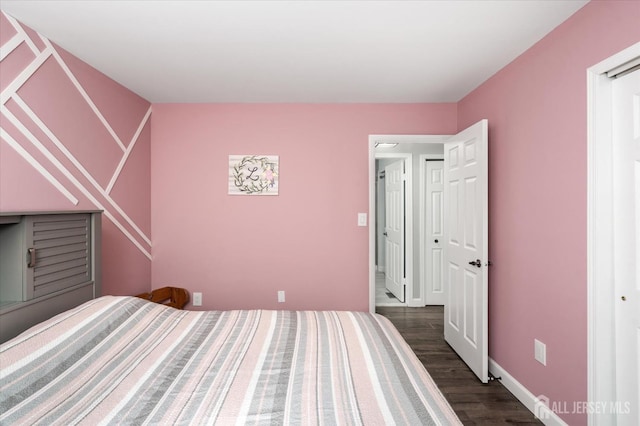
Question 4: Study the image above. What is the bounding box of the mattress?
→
[0,296,461,425]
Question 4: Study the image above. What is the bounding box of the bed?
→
[0,296,461,425]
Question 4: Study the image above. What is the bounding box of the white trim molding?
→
[0,127,79,205]
[489,358,568,426]
[2,12,40,55]
[42,38,127,152]
[107,106,152,194]
[0,33,23,62]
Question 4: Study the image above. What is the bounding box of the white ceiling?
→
[1,0,589,103]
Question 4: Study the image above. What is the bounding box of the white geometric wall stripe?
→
[0,32,23,61]
[1,104,152,259]
[41,36,128,152]
[2,13,39,56]
[107,107,152,194]
[7,94,153,247]
[0,44,50,106]
[0,127,79,205]
[0,11,152,260]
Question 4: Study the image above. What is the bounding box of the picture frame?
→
[228,155,279,195]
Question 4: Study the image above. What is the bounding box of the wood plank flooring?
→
[376,306,542,425]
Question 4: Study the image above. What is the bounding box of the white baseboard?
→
[489,358,568,426]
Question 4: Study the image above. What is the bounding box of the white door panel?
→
[385,160,404,302]
[464,268,479,345]
[444,119,488,383]
[613,69,640,426]
[447,262,460,330]
[426,160,445,304]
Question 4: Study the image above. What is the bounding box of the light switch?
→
[358,213,367,227]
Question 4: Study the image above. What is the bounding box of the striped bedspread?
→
[0,296,461,425]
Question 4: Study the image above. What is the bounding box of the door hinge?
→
[485,260,492,267]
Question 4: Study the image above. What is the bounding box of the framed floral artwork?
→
[228,155,279,195]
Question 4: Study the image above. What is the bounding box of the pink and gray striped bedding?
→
[0,296,461,425]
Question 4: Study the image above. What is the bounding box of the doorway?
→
[368,135,447,311]
[369,121,489,384]
[375,156,407,306]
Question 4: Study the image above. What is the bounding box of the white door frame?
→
[419,154,445,305]
[587,41,640,426]
[368,135,447,312]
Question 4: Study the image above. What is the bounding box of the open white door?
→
[385,160,405,302]
[612,69,639,426]
[444,119,489,383]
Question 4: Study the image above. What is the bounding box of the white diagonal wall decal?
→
[0,33,23,62]
[1,15,153,261]
[40,38,127,152]
[107,106,152,194]
[0,127,79,205]
[3,12,40,55]
[0,114,151,260]
[8,95,103,189]
[7,96,152,247]
[1,107,151,259]
[0,48,51,105]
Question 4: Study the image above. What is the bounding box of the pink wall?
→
[151,104,456,311]
[6,2,640,422]
[0,12,152,296]
[457,1,640,424]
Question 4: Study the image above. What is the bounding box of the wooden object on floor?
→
[136,287,189,310]
[376,306,542,426]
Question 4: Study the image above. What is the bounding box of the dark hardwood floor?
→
[376,306,542,425]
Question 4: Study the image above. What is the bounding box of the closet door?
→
[25,214,92,299]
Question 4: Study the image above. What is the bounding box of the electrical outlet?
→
[278,291,285,303]
[193,292,202,306]
[534,339,546,366]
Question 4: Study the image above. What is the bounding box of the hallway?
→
[374,270,404,306]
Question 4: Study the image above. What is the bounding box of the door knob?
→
[468,259,482,267]
[434,239,439,243]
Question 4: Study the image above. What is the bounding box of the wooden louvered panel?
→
[28,214,92,299]
[33,267,90,298]
[33,235,88,249]
[32,218,89,230]
[34,258,88,277]
[32,224,88,237]
[34,246,87,267]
